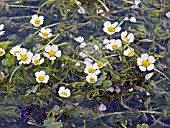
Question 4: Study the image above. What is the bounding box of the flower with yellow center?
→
[137,53,155,71]
[0,24,5,36]
[0,48,5,56]
[84,62,100,75]
[35,70,49,83]
[32,54,44,65]
[30,14,44,27]
[44,45,61,60]
[93,61,107,69]
[121,31,134,43]
[124,48,134,57]
[10,45,21,56]
[16,48,33,65]
[58,86,71,98]
[103,21,121,35]
[39,27,52,39]
[105,39,122,51]
[86,74,97,83]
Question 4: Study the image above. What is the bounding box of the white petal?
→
[75,36,84,43]
[78,7,85,14]
[99,103,107,111]
[58,86,66,92]
[80,43,87,48]
[0,24,4,31]
[95,70,100,75]
[103,21,111,27]
[112,22,118,28]
[121,31,127,37]
[56,50,61,57]
[135,0,141,5]
[130,17,136,22]
[39,16,44,20]
[40,58,44,64]
[35,72,40,77]
[147,64,154,71]
[139,66,146,71]
[46,28,52,33]
[45,45,52,52]
[103,39,110,44]
[49,57,56,60]
[39,70,45,76]
[32,14,38,19]
[34,54,40,59]
[127,33,134,42]
[124,17,129,21]
[115,27,121,32]
[137,58,142,65]
[124,50,128,56]
[145,72,154,80]
[0,31,5,35]
[27,51,33,58]
[52,45,58,51]
[44,75,49,83]
[166,11,170,18]
[75,62,80,66]
[44,53,49,58]
[148,56,155,63]
[40,27,46,33]
[141,53,149,60]
[20,48,27,54]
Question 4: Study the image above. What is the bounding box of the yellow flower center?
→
[34,59,40,65]
[89,77,95,83]
[97,62,104,68]
[34,19,41,25]
[123,36,129,42]
[14,50,19,56]
[0,50,4,56]
[88,68,95,74]
[38,76,45,82]
[48,50,56,57]
[128,51,133,57]
[142,60,150,68]
[108,26,115,33]
[42,32,49,37]
[111,44,118,50]
[20,54,28,62]
[61,91,68,97]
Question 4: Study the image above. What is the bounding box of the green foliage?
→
[137,123,149,128]
[43,117,63,128]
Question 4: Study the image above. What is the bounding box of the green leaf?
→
[43,117,63,128]
[137,123,149,128]
[0,41,11,50]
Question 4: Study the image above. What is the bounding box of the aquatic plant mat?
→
[0,0,170,127]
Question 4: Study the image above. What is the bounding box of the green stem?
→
[37,34,60,52]
[9,65,21,84]
[92,39,113,69]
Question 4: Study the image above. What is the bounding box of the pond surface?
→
[0,0,170,128]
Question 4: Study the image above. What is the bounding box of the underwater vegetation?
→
[0,0,170,127]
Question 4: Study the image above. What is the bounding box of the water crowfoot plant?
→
[0,0,170,127]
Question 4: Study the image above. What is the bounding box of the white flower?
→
[137,53,155,71]
[86,74,97,83]
[78,7,85,14]
[131,0,141,9]
[39,27,52,39]
[32,54,44,65]
[103,21,121,35]
[44,45,61,60]
[166,11,170,18]
[79,52,87,58]
[105,39,122,51]
[145,72,154,80]
[0,48,5,56]
[93,61,107,69]
[75,0,81,5]
[84,62,100,75]
[107,87,114,92]
[10,45,21,56]
[130,17,136,23]
[16,48,33,65]
[121,31,134,43]
[35,70,49,83]
[124,17,129,21]
[74,36,84,43]
[58,86,71,98]
[0,24,5,35]
[103,39,110,44]
[94,45,99,50]
[30,14,44,27]
[99,103,107,111]
[75,62,80,66]
[83,57,93,64]
[124,48,134,57]
[80,43,87,48]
